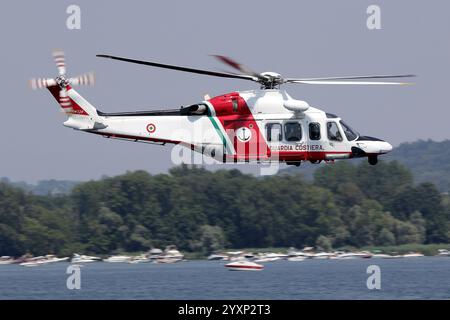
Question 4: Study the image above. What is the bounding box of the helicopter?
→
[30,50,414,167]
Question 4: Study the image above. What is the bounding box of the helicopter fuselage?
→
[80,89,392,166]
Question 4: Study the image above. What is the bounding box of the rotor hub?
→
[259,72,284,89]
[55,75,70,89]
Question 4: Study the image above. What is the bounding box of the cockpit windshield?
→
[340,120,359,141]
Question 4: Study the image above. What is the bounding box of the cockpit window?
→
[340,120,358,141]
[327,122,343,141]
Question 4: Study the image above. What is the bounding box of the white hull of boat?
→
[20,262,41,267]
[372,254,403,259]
[129,259,151,264]
[313,253,334,259]
[403,253,425,258]
[71,254,102,263]
[287,256,307,262]
[71,259,98,263]
[225,261,264,271]
[20,256,70,266]
[155,258,182,264]
[207,255,229,261]
[104,256,131,263]
[254,257,280,263]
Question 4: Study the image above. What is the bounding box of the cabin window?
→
[266,123,282,142]
[340,120,358,141]
[284,122,302,142]
[309,123,321,140]
[327,122,343,141]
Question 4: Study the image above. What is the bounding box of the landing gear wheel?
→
[368,155,378,165]
[287,161,301,167]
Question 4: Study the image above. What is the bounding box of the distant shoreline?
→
[116,243,450,260]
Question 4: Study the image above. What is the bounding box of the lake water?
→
[0,257,449,299]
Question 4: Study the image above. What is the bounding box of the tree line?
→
[0,161,449,257]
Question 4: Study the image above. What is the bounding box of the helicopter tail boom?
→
[47,84,106,130]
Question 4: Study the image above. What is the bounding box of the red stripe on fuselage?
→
[88,131,352,163]
[88,131,183,146]
[208,92,270,160]
[222,151,352,162]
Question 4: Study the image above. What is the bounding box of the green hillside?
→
[0,178,80,196]
[281,139,450,192]
[385,140,450,192]
[1,163,449,257]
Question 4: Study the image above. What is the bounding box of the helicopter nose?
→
[355,137,393,154]
[380,141,393,154]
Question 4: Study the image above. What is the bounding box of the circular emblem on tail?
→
[236,127,252,142]
[146,123,156,133]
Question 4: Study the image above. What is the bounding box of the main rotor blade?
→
[96,54,258,81]
[211,55,261,79]
[287,80,413,85]
[285,74,415,82]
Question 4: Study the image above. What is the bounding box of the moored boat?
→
[155,257,182,264]
[265,252,288,259]
[104,255,131,263]
[19,255,69,266]
[287,248,313,259]
[287,256,307,262]
[157,245,184,262]
[0,256,15,265]
[20,256,45,267]
[403,252,425,258]
[313,252,334,259]
[71,254,102,263]
[254,257,280,263]
[335,252,372,259]
[372,254,400,259]
[148,248,163,260]
[128,254,151,264]
[207,254,229,261]
[44,255,70,263]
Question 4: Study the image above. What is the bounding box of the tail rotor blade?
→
[52,49,66,75]
[29,78,57,90]
[69,72,95,86]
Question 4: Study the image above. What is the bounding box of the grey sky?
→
[0,0,449,182]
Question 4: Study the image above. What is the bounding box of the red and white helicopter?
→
[30,50,414,166]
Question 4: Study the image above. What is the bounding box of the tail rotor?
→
[29,49,95,110]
